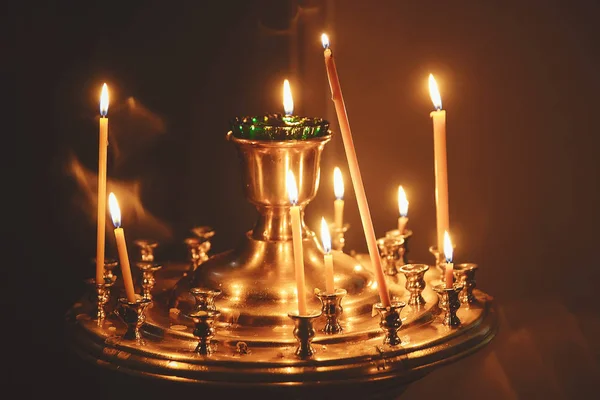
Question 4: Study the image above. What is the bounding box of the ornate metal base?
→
[66,255,498,395]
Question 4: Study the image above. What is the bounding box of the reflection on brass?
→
[453,263,479,305]
[191,310,221,355]
[434,283,464,328]
[374,301,406,346]
[316,288,346,334]
[288,310,322,358]
[115,296,152,343]
[399,263,429,306]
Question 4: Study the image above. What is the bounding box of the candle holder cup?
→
[398,263,429,306]
[287,310,322,359]
[329,223,350,252]
[376,236,405,276]
[433,283,464,328]
[452,263,479,305]
[374,301,406,346]
[315,288,347,334]
[136,261,163,301]
[386,228,413,264]
[133,239,158,262]
[190,310,221,355]
[190,287,222,313]
[116,295,152,343]
[184,237,211,272]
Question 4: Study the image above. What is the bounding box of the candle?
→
[443,230,454,289]
[429,74,450,254]
[287,170,308,315]
[333,167,344,229]
[320,217,335,294]
[108,192,137,303]
[96,83,109,285]
[397,185,409,234]
[321,33,391,307]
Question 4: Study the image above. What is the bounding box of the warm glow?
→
[100,83,109,116]
[286,170,298,205]
[398,186,409,217]
[428,74,442,110]
[320,217,332,254]
[443,230,453,263]
[108,192,121,228]
[283,79,294,116]
[333,167,344,200]
[321,33,330,49]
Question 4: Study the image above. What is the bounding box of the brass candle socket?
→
[133,239,158,262]
[116,295,152,343]
[184,236,212,271]
[190,310,221,355]
[329,223,350,252]
[398,263,429,306]
[386,229,413,264]
[190,287,222,313]
[91,257,119,285]
[374,301,406,346]
[287,310,322,359]
[376,236,405,276]
[433,283,464,328]
[136,261,163,301]
[85,278,117,322]
[315,288,347,334]
[452,263,479,305]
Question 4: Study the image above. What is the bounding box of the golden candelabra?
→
[66,129,498,398]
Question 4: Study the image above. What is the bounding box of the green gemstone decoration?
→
[230,113,330,140]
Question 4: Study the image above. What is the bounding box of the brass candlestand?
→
[66,129,498,398]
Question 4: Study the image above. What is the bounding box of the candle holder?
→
[190,287,222,313]
[315,288,347,334]
[115,295,152,343]
[191,225,216,243]
[190,310,221,355]
[91,257,119,285]
[398,263,429,306]
[376,236,405,276]
[133,239,159,262]
[433,283,464,328]
[136,261,163,301]
[386,228,413,264]
[374,301,406,346]
[452,263,479,305]
[287,310,322,359]
[85,278,117,322]
[329,223,350,252]
[184,237,211,271]
[428,245,444,268]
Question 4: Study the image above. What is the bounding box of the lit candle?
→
[283,79,294,117]
[429,74,450,255]
[96,83,109,285]
[321,33,391,307]
[320,217,335,294]
[333,167,344,229]
[443,230,454,289]
[108,192,137,303]
[287,170,308,315]
[397,185,409,234]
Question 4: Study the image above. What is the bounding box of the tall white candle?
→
[287,170,308,315]
[429,74,450,254]
[321,33,391,307]
[108,192,137,303]
[321,217,335,294]
[397,185,409,234]
[443,230,454,289]
[333,167,344,230]
[96,83,109,285]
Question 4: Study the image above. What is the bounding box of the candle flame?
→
[333,167,344,199]
[321,33,330,49]
[283,79,294,116]
[428,74,442,110]
[286,170,298,205]
[398,185,408,217]
[100,83,109,116]
[443,230,453,263]
[108,192,121,228]
[320,217,332,254]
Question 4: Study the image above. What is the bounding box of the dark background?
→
[10,0,600,398]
